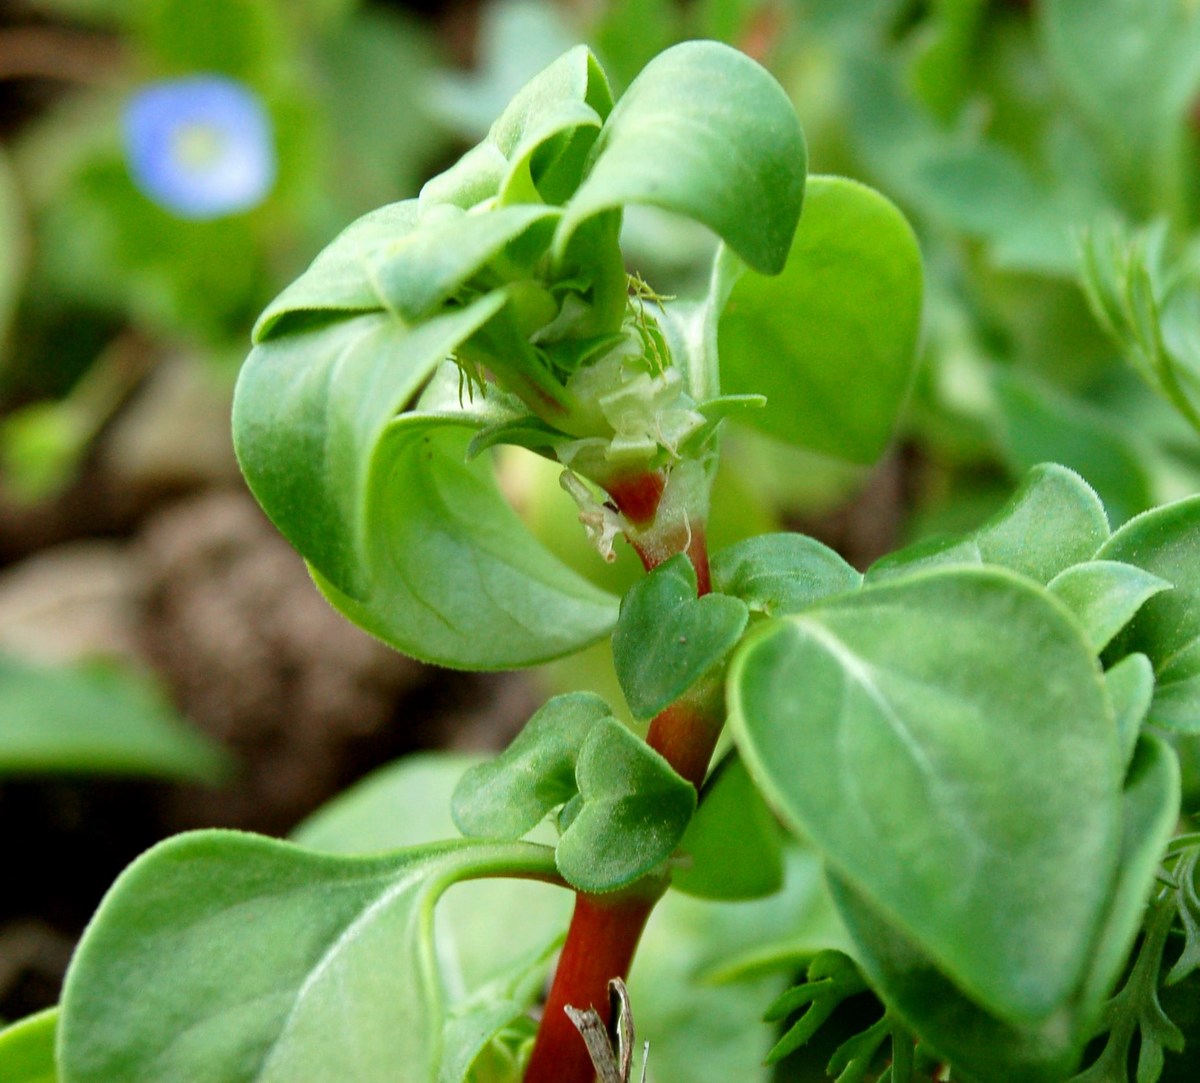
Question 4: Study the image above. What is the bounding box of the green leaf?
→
[0,1008,58,1083]
[718,176,923,463]
[866,534,982,584]
[1099,496,1200,733]
[311,422,618,668]
[234,297,505,599]
[292,752,571,1047]
[1048,560,1171,653]
[672,752,785,901]
[556,719,696,893]
[557,40,806,275]
[58,831,561,1083]
[452,692,614,840]
[0,656,227,782]
[762,950,867,1064]
[971,462,1111,584]
[1079,733,1180,1010]
[729,567,1122,1023]
[1106,653,1156,769]
[826,872,1085,1083]
[612,553,748,720]
[710,533,862,615]
[133,0,285,83]
[253,202,419,340]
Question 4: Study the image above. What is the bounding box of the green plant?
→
[7,36,1200,1083]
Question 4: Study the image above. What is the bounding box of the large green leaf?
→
[557,40,806,275]
[312,422,618,668]
[718,176,922,463]
[234,298,504,598]
[0,1008,57,1083]
[824,733,1179,1083]
[729,567,1122,1024]
[0,656,226,782]
[58,832,561,1083]
[1099,496,1200,732]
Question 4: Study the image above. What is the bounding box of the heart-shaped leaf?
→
[452,692,615,840]
[672,752,785,901]
[612,553,748,720]
[556,719,696,893]
[0,1008,57,1083]
[718,175,922,464]
[557,40,806,276]
[58,831,561,1083]
[1048,560,1171,653]
[729,567,1122,1023]
[1099,495,1200,732]
[710,533,862,616]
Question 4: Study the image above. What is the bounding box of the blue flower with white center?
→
[124,75,276,220]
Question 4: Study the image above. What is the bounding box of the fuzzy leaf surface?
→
[58,831,559,1083]
[451,692,614,840]
[718,176,922,463]
[729,567,1122,1023]
[710,533,862,616]
[612,553,748,720]
[1048,560,1171,653]
[1099,496,1200,732]
[556,719,696,893]
[558,40,805,275]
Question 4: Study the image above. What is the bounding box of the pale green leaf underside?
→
[730,567,1121,1023]
[0,1008,58,1083]
[0,656,226,782]
[710,532,862,615]
[314,423,617,668]
[558,40,806,276]
[58,832,559,1083]
[718,176,922,464]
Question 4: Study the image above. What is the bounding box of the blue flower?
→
[124,75,276,220]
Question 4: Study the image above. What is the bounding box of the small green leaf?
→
[1078,733,1180,1010]
[1105,653,1156,769]
[718,175,922,464]
[1048,560,1171,653]
[865,534,982,584]
[451,692,615,840]
[729,567,1122,1023]
[710,533,862,615]
[556,719,696,893]
[972,462,1111,584]
[58,831,561,1083]
[612,553,748,720]
[763,950,867,1064]
[672,752,785,901]
[0,1008,58,1083]
[0,656,227,782]
[558,40,806,275]
[1099,495,1200,733]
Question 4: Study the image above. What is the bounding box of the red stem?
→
[524,472,719,1083]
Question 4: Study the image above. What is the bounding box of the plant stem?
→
[524,469,720,1083]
